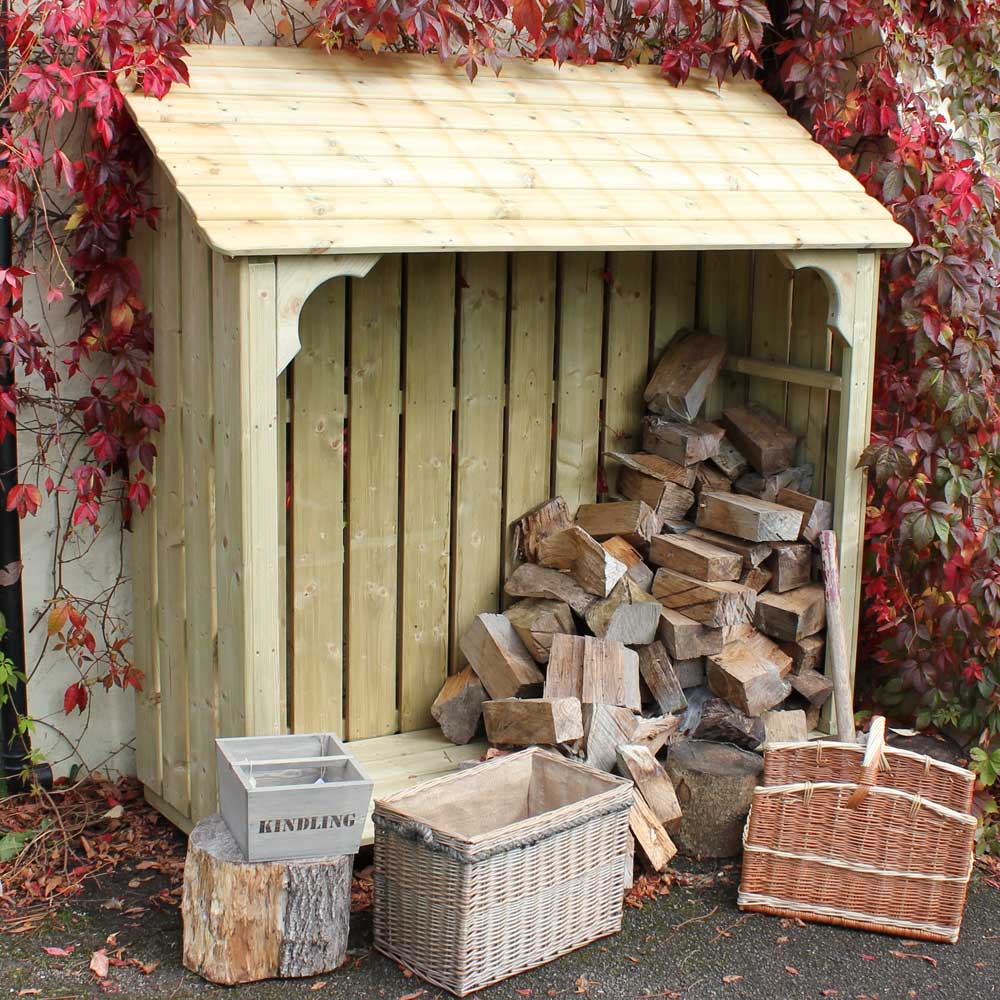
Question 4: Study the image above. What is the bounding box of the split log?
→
[720,404,797,476]
[711,438,749,481]
[583,704,680,770]
[636,641,687,715]
[505,563,597,617]
[513,496,572,563]
[734,465,813,503]
[629,789,678,872]
[664,740,764,858]
[694,462,732,499]
[760,708,808,745]
[649,534,742,583]
[779,635,825,674]
[618,468,696,528]
[790,668,834,707]
[602,536,654,592]
[775,488,833,545]
[706,633,792,716]
[657,607,723,659]
[739,565,772,593]
[685,526,772,569]
[460,613,544,700]
[642,416,725,467]
[673,656,705,690]
[696,491,803,543]
[483,697,584,746]
[690,697,762,751]
[755,584,826,642]
[430,666,486,745]
[644,329,726,422]
[616,744,683,832]
[182,814,351,986]
[606,451,697,489]
[652,569,756,628]
[768,543,812,593]
[661,518,695,534]
[585,578,662,645]
[504,598,575,664]
[538,525,628,597]
[632,714,681,756]
[721,621,755,645]
[546,633,641,711]
[576,499,658,547]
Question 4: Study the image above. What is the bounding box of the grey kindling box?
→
[216,732,373,861]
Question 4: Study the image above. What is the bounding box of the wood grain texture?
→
[747,251,793,419]
[400,254,456,731]
[652,251,698,361]
[451,253,507,669]
[291,278,347,735]
[347,255,402,738]
[556,252,605,509]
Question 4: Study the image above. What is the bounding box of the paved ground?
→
[4,853,998,1000]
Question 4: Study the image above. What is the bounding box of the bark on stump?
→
[182,813,351,985]
[664,739,763,859]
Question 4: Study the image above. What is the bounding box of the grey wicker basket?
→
[373,748,633,996]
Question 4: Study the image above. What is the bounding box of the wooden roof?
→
[126,44,912,257]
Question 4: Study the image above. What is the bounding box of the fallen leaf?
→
[398,991,425,1000]
[626,954,641,964]
[861,954,877,961]
[723,974,743,983]
[90,948,110,979]
[127,958,160,975]
[309,982,327,991]
[103,804,125,820]
[135,860,158,871]
[516,991,533,997]
[42,945,76,956]
[106,932,118,947]
[820,991,839,997]
[775,935,789,944]
[17,991,42,997]
[101,898,124,911]
[785,966,799,976]
[890,950,938,968]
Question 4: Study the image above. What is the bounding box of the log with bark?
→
[790,668,834,707]
[504,563,597,617]
[664,739,764,858]
[642,416,725,466]
[182,814,351,986]
[513,496,572,563]
[430,666,486,745]
[689,696,762,751]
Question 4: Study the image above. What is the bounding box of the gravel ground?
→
[3,855,998,1000]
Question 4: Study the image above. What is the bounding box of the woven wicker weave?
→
[739,718,976,943]
[373,748,633,996]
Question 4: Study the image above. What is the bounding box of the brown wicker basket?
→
[739,718,976,944]
[373,748,633,996]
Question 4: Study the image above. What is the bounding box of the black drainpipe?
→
[0,0,50,790]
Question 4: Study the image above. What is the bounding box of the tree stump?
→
[664,739,763,859]
[182,813,351,985]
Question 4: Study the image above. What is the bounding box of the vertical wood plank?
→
[347,255,402,739]
[451,253,507,672]
[555,252,604,511]
[291,279,347,737]
[698,250,753,419]
[748,251,794,420]
[604,252,653,473]
[151,167,189,815]
[128,212,161,796]
[400,254,456,731]
[504,253,556,578]
[277,369,289,733]
[179,207,217,821]
[652,251,698,363]
[213,255,283,741]
[787,268,832,485]
[825,338,844,505]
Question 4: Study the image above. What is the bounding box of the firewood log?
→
[644,329,726,422]
[460,613,544,700]
[642,416,725,466]
[720,403,797,475]
[482,697,584,746]
[545,633,641,712]
[695,491,803,543]
[430,666,486,745]
[537,525,628,597]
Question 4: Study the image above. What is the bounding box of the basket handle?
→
[846,716,886,809]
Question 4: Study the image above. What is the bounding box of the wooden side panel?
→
[555,252,605,511]
[129,213,162,795]
[179,207,218,820]
[748,251,794,420]
[400,255,456,731]
[277,370,289,733]
[604,252,653,468]
[504,252,556,576]
[347,255,402,739]
[151,167,189,814]
[698,250,753,419]
[451,254,507,670]
[788,268,832,492]
[652,251,698,362]
[291,279,347,736]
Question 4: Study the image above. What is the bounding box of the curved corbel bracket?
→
[275,254,381,373]
[776,249,859,346]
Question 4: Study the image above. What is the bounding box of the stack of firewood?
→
[431,329,834,871]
